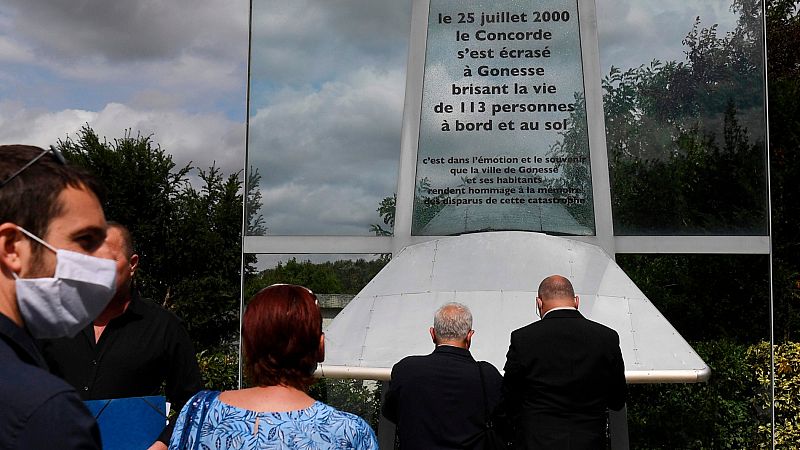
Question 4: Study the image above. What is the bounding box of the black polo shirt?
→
[38,292,202,445]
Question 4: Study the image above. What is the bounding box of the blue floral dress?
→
[168,391,379,450]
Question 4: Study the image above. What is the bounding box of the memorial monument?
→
[244,0,771,448]
[413,0,593,236]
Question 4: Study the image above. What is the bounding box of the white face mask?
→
[13,226,117,339]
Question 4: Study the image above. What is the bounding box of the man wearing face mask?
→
[501,275,627,449]
[0,144,117,449]
[39,222,202,450]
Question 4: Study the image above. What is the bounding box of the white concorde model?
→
[319,231,710,383]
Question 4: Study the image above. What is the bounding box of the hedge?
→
[197,339,800,448]
[747,341,800,448]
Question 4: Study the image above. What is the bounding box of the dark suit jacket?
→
[502,309,626,450]
[383,345,503,450]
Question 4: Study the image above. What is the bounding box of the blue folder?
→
[84,396,167,450]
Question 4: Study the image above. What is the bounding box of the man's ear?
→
[429,327,437,345]
[574,295,580,310]
[129,253,140,278]
[465,329,475,348]
[0,224,24,276]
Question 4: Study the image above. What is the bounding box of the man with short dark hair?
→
[383,302,503,449]
[502,275,627,449]
[39,221,202,450]
[0,144,116,449]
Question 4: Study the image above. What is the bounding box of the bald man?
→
[501,275,626,449]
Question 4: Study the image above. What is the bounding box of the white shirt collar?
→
[542,306,577,319]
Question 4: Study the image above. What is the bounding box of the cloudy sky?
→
[0,0,249,178]
[0,0,741,238]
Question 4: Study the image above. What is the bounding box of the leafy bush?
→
[628,340,800,449]
[310,379,382,431]
[197,345,239,391]
[747,341,800,448]
[627,339,759,449]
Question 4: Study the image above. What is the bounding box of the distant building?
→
[317,294,354,329]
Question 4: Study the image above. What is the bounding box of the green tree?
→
[58,126,191,300]
[765,0,800,342]
[544,93,594,228]
[165,166,245,349]
[372,177,461,236]
[592,0,800,446]
[545,0,767,236]
[246,258,344,300]
[58,126,250,351]
[245,167,267,235]
[328,259,389,294]
[370,194,396,236]
[627,339,759,449]
[245,257,389,301]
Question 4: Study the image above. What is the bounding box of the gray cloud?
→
[0,0,248,115]
[249,0,411,86]
[596,0,740,72]
[0,101,246,178]
[244,0,412,235]
[248,67,405,235]
[2,0,246,63]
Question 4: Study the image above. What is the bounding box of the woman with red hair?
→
[169,284,378,449]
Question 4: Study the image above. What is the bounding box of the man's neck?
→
[0,284,22,327]
[542,305,577,318]
[93,293,132,327]
[93,293,131,342]
[436,340,469,350]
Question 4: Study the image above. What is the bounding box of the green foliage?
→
[58,126,250,351]
[747,342,800,448]
[765,0,800,341]
[594,0,768,235]
[411,177,449,233]
[246,258,343,299]
[532,0,772,238]
[603,84,766,235]
[310,379,382,431]
[166,166,244,349]
[197,344,239,391]
[627,339,760,449]
[327,259,389,293]
[245,257,389,300]
[616,253,770,343]
[765,0,800,80]
[544,93,594,229]
[245,168,267,236]
[58,126,191,300]
[550,3,800,447]
[370,194,396,236]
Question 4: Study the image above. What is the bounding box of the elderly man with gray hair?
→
[383,302,503,450]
